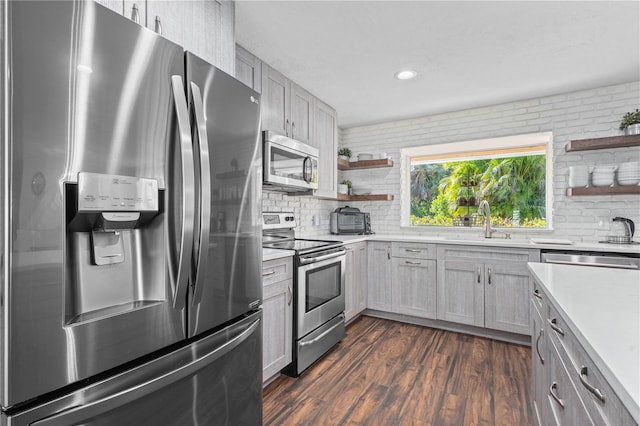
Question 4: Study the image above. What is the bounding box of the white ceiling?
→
[235,1,640,129]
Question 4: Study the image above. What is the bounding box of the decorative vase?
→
[337,184,348,194]
[625,123,640,135]
[338,155,350,161]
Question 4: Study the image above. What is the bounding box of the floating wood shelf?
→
[565,135,640,152]
[337,158,394,170]
[566,186,640,196]
[336,193,394,201]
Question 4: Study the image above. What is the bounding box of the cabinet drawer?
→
[391,242,435,259]
[547,303,636,425]
[547,338,595,425]
[531,278,546,314]
[262,257,293,286]
[438,244,538,263]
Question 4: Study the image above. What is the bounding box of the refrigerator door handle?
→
[31,317,261,426]
[190,82,211,305]
[170,75,195,309]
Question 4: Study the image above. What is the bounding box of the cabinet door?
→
[313,99,337,198]
[145,1,188,47]
[547,339,594,425]
[344,245,356,322]
[485,263,531,335]
[367,242,391,311]
[391,258,436,319]
[436,260,484,327]
[235,45,262,92]
[261,64,290,135]
[353,242,368,315]
[95,0,124,15]
[290,82,313,145]
[262,278,292,382]
[531,300,548,426]
[124,1,146,27]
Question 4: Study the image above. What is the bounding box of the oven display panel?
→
[263,215,281,225]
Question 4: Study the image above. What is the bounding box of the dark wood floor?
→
[263,315,533,426]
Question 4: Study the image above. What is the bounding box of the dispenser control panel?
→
[77,172,158,212]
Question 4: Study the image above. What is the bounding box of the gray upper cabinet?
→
[95,0,124,15]
[124,1,146,26]
[313,99,338,198]
[235,45,262,92]
[145,0,235,74]
[261,64,290,136]
[290,83,313,145]
[261,65,314,146]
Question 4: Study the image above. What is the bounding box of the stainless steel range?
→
[263,212,346,376]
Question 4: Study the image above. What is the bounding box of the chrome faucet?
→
[478,200,494,238]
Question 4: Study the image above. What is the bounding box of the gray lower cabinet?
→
[262,257,293,383]
[367,242,392,311]
[390,242,437,319]
[344,242,368,322]
[531,279,637,426]
[437,245,539,335]
[531,297,548,426]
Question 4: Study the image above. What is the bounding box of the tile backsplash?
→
[263,81,640,242]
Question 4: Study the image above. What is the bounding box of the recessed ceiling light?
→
[395,69,417,80]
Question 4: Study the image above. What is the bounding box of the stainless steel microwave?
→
[263,131,318,192]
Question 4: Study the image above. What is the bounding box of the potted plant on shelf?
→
[338,147,352,162]
[619,108,640,135]
[338,179,352,195]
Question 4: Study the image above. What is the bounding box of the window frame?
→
[400,132,554,230]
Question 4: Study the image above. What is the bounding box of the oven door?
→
[296,250,346,338]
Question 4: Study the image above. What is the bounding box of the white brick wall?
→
[333,81,640,242]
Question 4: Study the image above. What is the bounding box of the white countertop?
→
[262,248,295,262]
[311,233,640,254]
[527,262,640,422]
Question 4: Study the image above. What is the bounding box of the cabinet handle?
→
[287,285,292,306]
[548,318,565,336]
[549,382,565,408]
[291,121,296,139]
[130,4,140,23]
[580,366,605,402]
[285,119,290,136]
[487,267,492,285]
[405,261,421,265]
[477,267,481,284]
[154,16,163,35]
[404,249,421,253]
[262,270,276,277]
[532,288,543,299]
[535,329,545,365]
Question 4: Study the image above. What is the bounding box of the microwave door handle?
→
[190,82,210,305]
[302,156,310,183]
[170,75,195,309]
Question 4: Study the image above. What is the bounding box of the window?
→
[401,132,553,229]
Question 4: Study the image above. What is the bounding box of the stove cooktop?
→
[263,238,343,254]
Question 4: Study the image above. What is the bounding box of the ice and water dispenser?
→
[65,172,165,324]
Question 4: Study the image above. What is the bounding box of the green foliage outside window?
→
[410,155,547,228]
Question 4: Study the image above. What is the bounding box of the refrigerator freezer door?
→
[185,53,263,337]
[2,1,186,407]
[6,312,263,426]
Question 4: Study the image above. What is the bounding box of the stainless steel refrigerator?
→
[0,1,263,424]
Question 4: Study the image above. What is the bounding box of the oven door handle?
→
[299,315,345,347]
[299,248,346,264]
